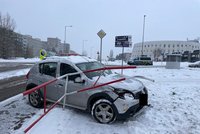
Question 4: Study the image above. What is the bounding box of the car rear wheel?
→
[91,99,116,124]
[28,89,43,108]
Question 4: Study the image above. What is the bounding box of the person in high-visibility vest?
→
[39,49,47,60]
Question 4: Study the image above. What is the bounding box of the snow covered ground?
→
[0,58,40,63]
[0,62,200,134]
[0,68,30,80]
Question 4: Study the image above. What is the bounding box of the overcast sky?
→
[1,0,200,58]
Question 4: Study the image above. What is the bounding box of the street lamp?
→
[141,15,146,56]
[64,25,72,44]
[82,40,87,56]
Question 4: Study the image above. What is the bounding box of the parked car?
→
[188,61,200,68]
[128,56,153,65]
[26,55,148,123]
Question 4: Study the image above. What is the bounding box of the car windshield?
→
[76,61,112,79]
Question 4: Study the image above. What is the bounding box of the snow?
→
[0,68,30,80]
[1,62,200,134]
[46,56,97,64]
[0,58,40,63]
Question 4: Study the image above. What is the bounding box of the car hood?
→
[92,73,144,92]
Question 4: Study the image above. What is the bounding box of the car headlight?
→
[113,88,135,100]
[124,93,134,100]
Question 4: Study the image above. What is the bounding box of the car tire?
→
[91,99,116,124]
[28,87,43,108]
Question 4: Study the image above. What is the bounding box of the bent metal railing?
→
[22,66,136,133]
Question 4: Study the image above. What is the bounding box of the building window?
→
[168,45,170,48]
[164,44,166,47]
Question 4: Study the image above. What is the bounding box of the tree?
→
[109,50,114,58]
[0,12,16,59]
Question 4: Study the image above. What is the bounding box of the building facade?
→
[131,40,200,61]
[23,35,46,57]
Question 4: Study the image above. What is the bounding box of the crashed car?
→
[26,55,148,123]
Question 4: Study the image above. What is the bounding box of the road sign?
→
[97,29,106,39]
[115,35,132,47]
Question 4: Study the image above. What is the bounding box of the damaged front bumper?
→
[114,93,148,120]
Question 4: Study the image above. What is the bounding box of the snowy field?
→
[0,63,199,134]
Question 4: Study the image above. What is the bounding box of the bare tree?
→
[0,13,16,30]
[0,12,17,59]
[109,49,114,58]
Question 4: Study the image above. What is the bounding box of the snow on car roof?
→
[46,55,97,64]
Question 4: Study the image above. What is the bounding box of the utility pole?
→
[82,40,87,56]
[64,25,72,44]
[141,15,146,56]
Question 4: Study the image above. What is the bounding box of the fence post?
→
[44,86,47,113]
[63,76,68,109]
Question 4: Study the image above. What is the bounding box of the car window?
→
[76,61,112,79]
[140,57,151,60]
[60,63,80,81]
[39,62,57,77]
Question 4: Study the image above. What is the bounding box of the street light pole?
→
[82,40,87,55]
[141,15,146,56]
[64,25,72,44]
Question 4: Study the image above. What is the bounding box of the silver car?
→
[26,56,148,123]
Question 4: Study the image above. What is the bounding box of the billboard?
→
[115,35,132,47]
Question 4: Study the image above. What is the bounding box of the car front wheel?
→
[28,89,43,108]
[91,99,116,124]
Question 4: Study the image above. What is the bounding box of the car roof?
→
[38,55,97,64]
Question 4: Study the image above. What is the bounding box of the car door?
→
[38,62,60,101]
[57,63,88,109]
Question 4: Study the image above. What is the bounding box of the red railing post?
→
[44,86,46,113]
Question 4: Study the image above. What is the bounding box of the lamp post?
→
[141,15,146,56]
[82,40,87,56]
[64,25,72,44]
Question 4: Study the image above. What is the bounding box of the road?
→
[0,62,34,101]
[0,75,27,101]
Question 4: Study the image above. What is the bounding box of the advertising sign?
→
[115,35,132,47]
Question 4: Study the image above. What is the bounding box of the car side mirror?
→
[74,77,85,84]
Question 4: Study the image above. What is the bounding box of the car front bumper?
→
[114,94,148,120]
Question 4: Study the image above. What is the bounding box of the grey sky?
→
[1,0,200,58]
